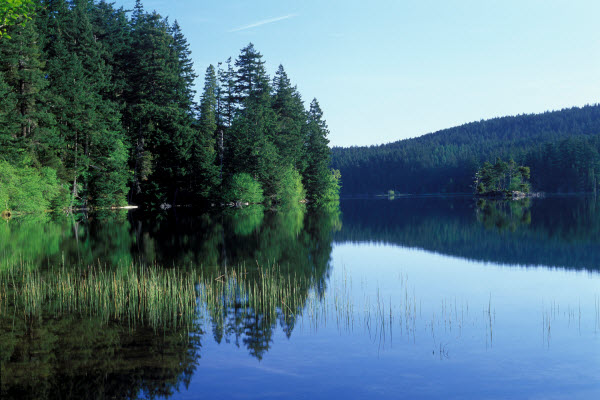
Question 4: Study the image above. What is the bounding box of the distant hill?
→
[332,105,600,194]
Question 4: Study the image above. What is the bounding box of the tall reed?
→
[1,262,198,331]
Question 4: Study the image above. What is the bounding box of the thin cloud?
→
[229,14,297,33]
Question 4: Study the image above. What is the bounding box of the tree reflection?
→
[335,196,600,271]
[0,315,201,400]
[476,198,532,232]
[1,202,343,397]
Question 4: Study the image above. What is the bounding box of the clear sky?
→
[114,0,600,147]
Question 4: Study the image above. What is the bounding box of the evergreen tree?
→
[0,16,49,141]
[228,43,280,199]
[0,72,19,161]
[124,1,194,206]
[217,57,235,128]
[43,0,128,208]
[234,43,270,107]
[272,65,305,171]
[192,65,220,198]
[304,99,335,203]
[169,20,196,112]
[87,0,132,105]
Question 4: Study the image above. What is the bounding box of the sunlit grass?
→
[0,262,198,331]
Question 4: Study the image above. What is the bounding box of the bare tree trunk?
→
[218,129,224,180]
[70,135,78,212]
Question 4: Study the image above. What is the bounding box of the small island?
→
[474,158,532,199]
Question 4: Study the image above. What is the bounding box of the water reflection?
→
[1,198,599,399]
[336,196,600,270]
[1,204,342,399]
[0,204,341,275]
[476,198,531,231]
[0,316,201,400]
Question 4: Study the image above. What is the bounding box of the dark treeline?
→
[334,197,600,271]
[0,0,339,213]
[332,105,600,195]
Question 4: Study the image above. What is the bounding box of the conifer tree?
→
[170,20,196,111]
[43,0,128,208]
[272,64,305,170]
[0,16,49,141]
[124,1,194,206]
[217,57,235,128]
[304,98,335,202]
[228,43,281,199]
[191,65,220,198]
[234,43,270,107]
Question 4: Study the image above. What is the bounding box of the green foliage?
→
[0,3,336,210]
[304,99,336,203]
[89,138,130,208]
[0,159,68,213]
[474,158,530,195]
[225,205,265,236]
[332,105,600,195]
[276,165,306,204]
[322,169,342,204]
[191,65,220,198]
[476,199,531,232]
[224,173,264,204]
[0,0,35,38]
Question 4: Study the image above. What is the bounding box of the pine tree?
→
[217,57,235,128]
[170,20,196,111]
[43,0,129,208]
[272,64,305,171]
[304,98,335,203]
[123,2,196,206]
[87,0,132,105]
[234,43,270,108]
[191,65,220,198]
[228,43,281,199]
[0,16,49,141]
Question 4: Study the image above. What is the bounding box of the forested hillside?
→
[0,0,339,213]
[332,105,600,195]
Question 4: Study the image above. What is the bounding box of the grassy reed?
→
[0,262,198,331]
[196,264,311,328]
[2,261,592,353]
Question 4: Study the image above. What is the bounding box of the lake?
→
[1,196,599,399]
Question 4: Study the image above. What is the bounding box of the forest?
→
[0,0,340,214]
[332,105,600,195]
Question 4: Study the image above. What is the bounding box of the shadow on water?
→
[335,196,600,271]
[0,204,342,399]
[0,315,201,400]
[2,197,599,398]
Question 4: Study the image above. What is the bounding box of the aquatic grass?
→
[3,260,595,356]
[0,262,198,331]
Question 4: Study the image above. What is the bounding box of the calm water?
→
[1,197,599,399]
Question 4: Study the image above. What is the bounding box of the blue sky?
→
[115,0,600,147]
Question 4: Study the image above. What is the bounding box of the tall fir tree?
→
[228,43,281,199]
[124,1,194,206]
[272,64,305,171]
[304,98,334,202]
[43,0,128,208]
[191,65,220,198]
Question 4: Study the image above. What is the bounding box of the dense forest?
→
[332,105,600,195]
[0,0,339,214]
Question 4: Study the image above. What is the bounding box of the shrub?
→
[0,159,68,213]
[224,173,264,204]
[276,166,306,204]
